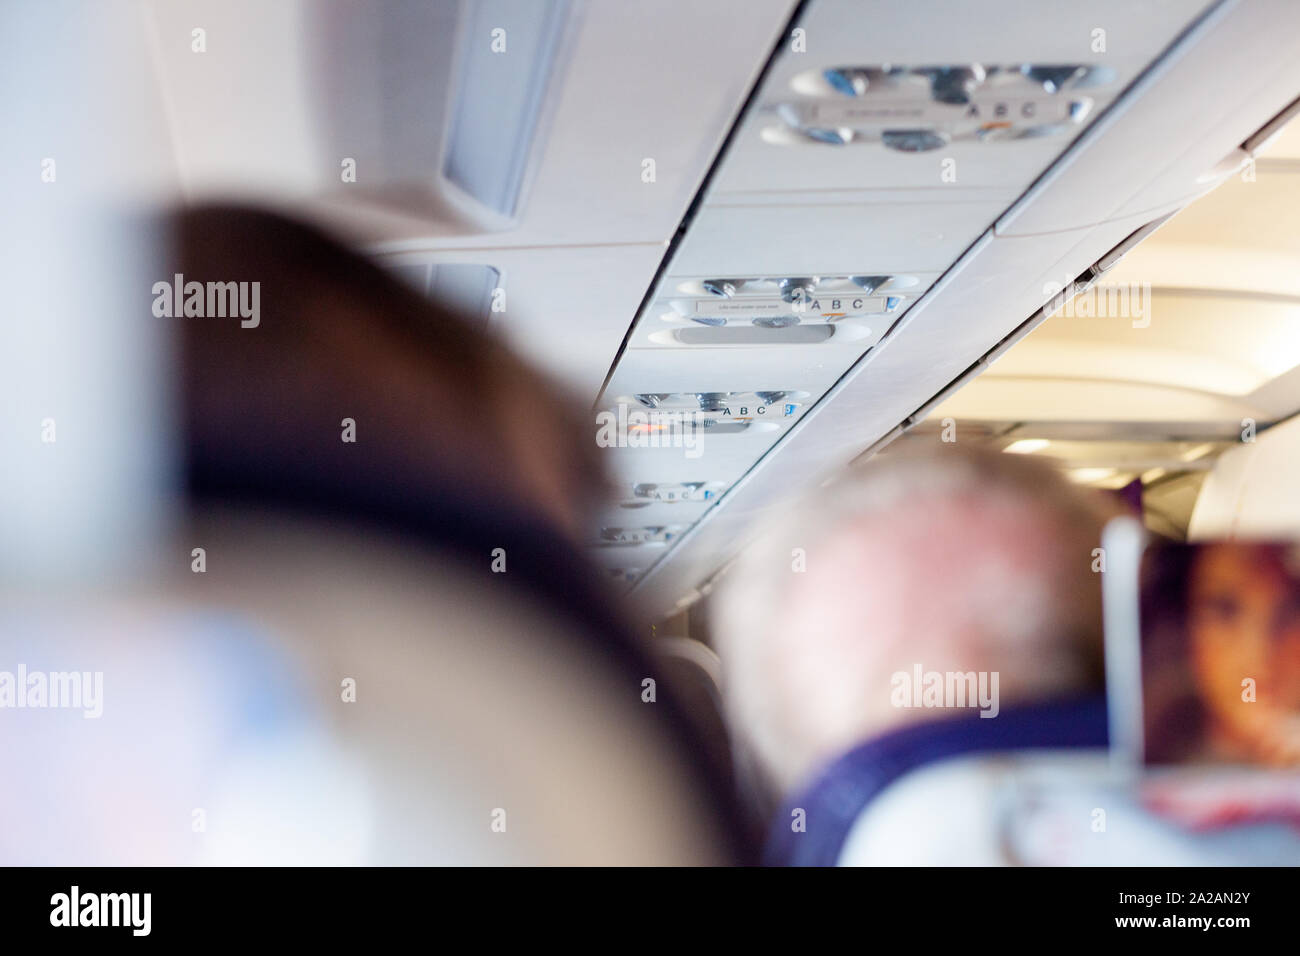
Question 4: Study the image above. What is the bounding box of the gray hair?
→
[711,442,1113,796]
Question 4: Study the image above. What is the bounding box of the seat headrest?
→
[764,695,1108,866]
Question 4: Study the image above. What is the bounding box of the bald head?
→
[714,443,1112,796]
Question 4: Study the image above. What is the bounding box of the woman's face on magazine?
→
[1187,543,1300,764]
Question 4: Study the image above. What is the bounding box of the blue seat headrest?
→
[763,694,1109,866]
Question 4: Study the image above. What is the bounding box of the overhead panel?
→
[592,0,1223,600]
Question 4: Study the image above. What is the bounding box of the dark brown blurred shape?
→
[173,204,606,540]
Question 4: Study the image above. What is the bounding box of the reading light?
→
[823,67,870,97]
[853,275,889,295]
[918,65,985,106]
[694,393,729,413]
[1020,65,1086,94]
[778,277,818,303]
[801,126,854,145]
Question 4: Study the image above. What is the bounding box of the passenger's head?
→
[172,204,606,541]
[713,442,1112,797]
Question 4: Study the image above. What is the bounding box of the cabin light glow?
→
[1066,467,1117,484]
[1003,439,1050,454]
[1180,442,1216,462]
